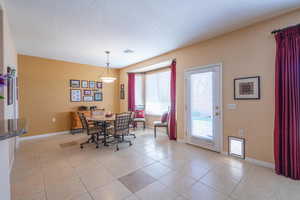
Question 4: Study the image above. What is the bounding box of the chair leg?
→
[143,121,146,129]
[154,126,157,138]
[166,126,169,137]
[80,134,93,149]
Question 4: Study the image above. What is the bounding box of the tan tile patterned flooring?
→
[11,129,300,200]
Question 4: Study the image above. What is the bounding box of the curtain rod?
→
[271,23,300,34]
[127,58,176,74]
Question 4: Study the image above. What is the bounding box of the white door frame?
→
[184,63,223,152]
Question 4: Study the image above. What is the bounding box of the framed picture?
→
[89,81,95,88]
[81,80,88,88]
[120,84,125,100]
[234,76,260,100]
[96,81,103,89]
[70,89,81,102]
[94,92,103,101]
[70,80,80,88]
[83,96,93,102]
[83,90,92,96]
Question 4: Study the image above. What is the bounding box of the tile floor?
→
[11,129,300,200]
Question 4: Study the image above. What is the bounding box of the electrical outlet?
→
[239,128,245,137]
[52,117,56,123]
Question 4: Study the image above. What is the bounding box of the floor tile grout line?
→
[78,176,95,200]
[40,157,49,200]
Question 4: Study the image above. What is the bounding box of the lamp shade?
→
[101,76,116,83]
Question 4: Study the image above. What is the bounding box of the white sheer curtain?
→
[135,74,144,107]
[145,70,170,115]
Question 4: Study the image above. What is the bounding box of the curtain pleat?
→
[169,60,177,140]
[274,26,300,179]
[128,73,135,111]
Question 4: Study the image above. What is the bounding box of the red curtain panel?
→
[274,26,300,180]
[128,73,135,111]
[169,60,177,140]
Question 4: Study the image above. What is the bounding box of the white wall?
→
[0,0,18,199]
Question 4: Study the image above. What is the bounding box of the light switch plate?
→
[227,104,237,110]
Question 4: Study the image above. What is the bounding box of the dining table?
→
[86,114,116,146]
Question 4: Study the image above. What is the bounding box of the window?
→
[145,70,170,115]
[135,74,144,108]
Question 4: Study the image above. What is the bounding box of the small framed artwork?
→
[81,80,88,88]
[234,76,260,100]
[89,81,95,88]
[94,92,103,101]
[96,82,103,89]
[70,80,80,88]
[83,90,92,96]
[83,96,93,102]
[70,89,81,102]
[120,84,125,100]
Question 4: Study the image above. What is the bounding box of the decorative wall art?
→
[70,80,80,88]
[81,80,88,88]
[83,96,93,102]
[96,81,103,89]
[94,92,103,101]
[234,76,260,100]
[120,84,125,100]
[70,79,104,102]
[70,89,81,102]
[89,81,95,88]
[83,90,92,96]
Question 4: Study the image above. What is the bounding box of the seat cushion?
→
[134,110,145,118]
[153,121,168,127]
[134,118,146,122]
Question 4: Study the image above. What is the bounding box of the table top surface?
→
[86,115,115,121]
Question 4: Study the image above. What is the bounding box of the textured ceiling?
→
[5,0,300,68]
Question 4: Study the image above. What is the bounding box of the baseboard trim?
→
[18,131,70,141]
[245,157,275,169]
[177,138,186,143]
[221,151,274,169]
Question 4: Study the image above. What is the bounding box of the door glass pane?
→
[190,72,213,140]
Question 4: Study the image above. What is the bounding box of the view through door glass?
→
[190,71,213,140]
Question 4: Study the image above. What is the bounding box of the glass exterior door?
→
[185,64,221,152]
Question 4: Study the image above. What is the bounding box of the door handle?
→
[215,112,220,116]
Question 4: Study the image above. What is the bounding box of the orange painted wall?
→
[19,55,120,136]
[119,9,300,163]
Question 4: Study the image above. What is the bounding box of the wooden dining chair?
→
[78,112,103,148]
[111,112,132,151]
[153,111,169,138]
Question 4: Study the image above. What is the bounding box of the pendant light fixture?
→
[101,51,116,83]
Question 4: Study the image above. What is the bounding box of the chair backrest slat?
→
[78,112,91,135]
[114,112,131,132]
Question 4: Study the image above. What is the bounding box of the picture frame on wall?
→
[70,80,80,88]
[96,82,103,89]
[89,81,95,88]
[81,80,88,88]
[120,84,125,100]
[83,96,93,102]
[83,90,92,96]
[94,92,103,101]
[234,76,260,100]
[70,89,81,102]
